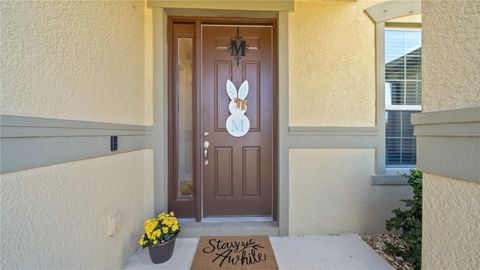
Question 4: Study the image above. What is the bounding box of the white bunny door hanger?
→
[225,28,250,138]
[226,78,250,137]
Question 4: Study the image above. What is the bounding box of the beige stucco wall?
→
[289,148,411,234]
[0,1,155,269]
[0,0,152,125]
[422,174,480,269]
[421,1,480,269]
[144,6,154,125]
[0,150,154,269]
[422,0,480,112]
[288,0,378,127]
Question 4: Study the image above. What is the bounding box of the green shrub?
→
[385,169,422,269]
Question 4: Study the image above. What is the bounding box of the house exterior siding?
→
[289,148,411,235]
[1,150,154,269]
[287,0,415,235]
[0,1,153,269]
[289,0,377,127]
[0,0,150,125]
[420,1,480,269]
[423,175,480,269]
[0,0,434,268]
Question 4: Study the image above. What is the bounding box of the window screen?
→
[385,29,421,166]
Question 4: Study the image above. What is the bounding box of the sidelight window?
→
[177,37,194,197]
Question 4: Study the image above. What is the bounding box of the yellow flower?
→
[144,219,159,234]
[141,214,179,247]
[152,229,161,238]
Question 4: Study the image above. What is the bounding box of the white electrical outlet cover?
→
[108,212,121,237]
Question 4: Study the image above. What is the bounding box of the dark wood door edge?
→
[194,20,202,222]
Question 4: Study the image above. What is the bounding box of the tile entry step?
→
[177,220,279,237]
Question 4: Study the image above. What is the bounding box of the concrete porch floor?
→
[124,234,393,270]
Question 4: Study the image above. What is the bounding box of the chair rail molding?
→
[289,126,378,137]
[0,114,152,174]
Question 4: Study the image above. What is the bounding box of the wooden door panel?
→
[214,147,233,198]
[202,25,273,216]
[243,146,261,197]
[243,61,260,131]
[214,60,232,132]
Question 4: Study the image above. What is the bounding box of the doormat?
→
[191,236,278,270]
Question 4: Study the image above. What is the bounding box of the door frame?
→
[167,16,278,222]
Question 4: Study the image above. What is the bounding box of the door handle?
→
[204,149,208,165]
[203,140,210,166]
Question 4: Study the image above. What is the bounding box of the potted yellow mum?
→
[139,212,180,264]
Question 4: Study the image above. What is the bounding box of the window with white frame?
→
[385,28,422,166]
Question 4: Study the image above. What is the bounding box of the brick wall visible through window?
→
[385,28,421,166]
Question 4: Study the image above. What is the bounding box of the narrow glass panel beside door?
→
[177,37,193,198]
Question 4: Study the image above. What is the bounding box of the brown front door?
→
[201,25,274,216]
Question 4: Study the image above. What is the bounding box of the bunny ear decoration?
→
[226,80,238,100]
[237,80,249,99]
[225,79,250,138]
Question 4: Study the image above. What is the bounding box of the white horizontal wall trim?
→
[416,136,479,183]
[412,107,480,183]
[414,122,480,137]
[288,125,408,185]
[148,0,294,12]
[412,108,480,137]
[371,174,408,185]
[0,114,151,173]
[164,8,278,18]
[411,107,480,125]
[1,114,151,136]
[289,126,378,136]
[288,135,379,148]
[1,136,151,174]
[288,126,381,153]
[385,105,421,111]
[1,127,150,138]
